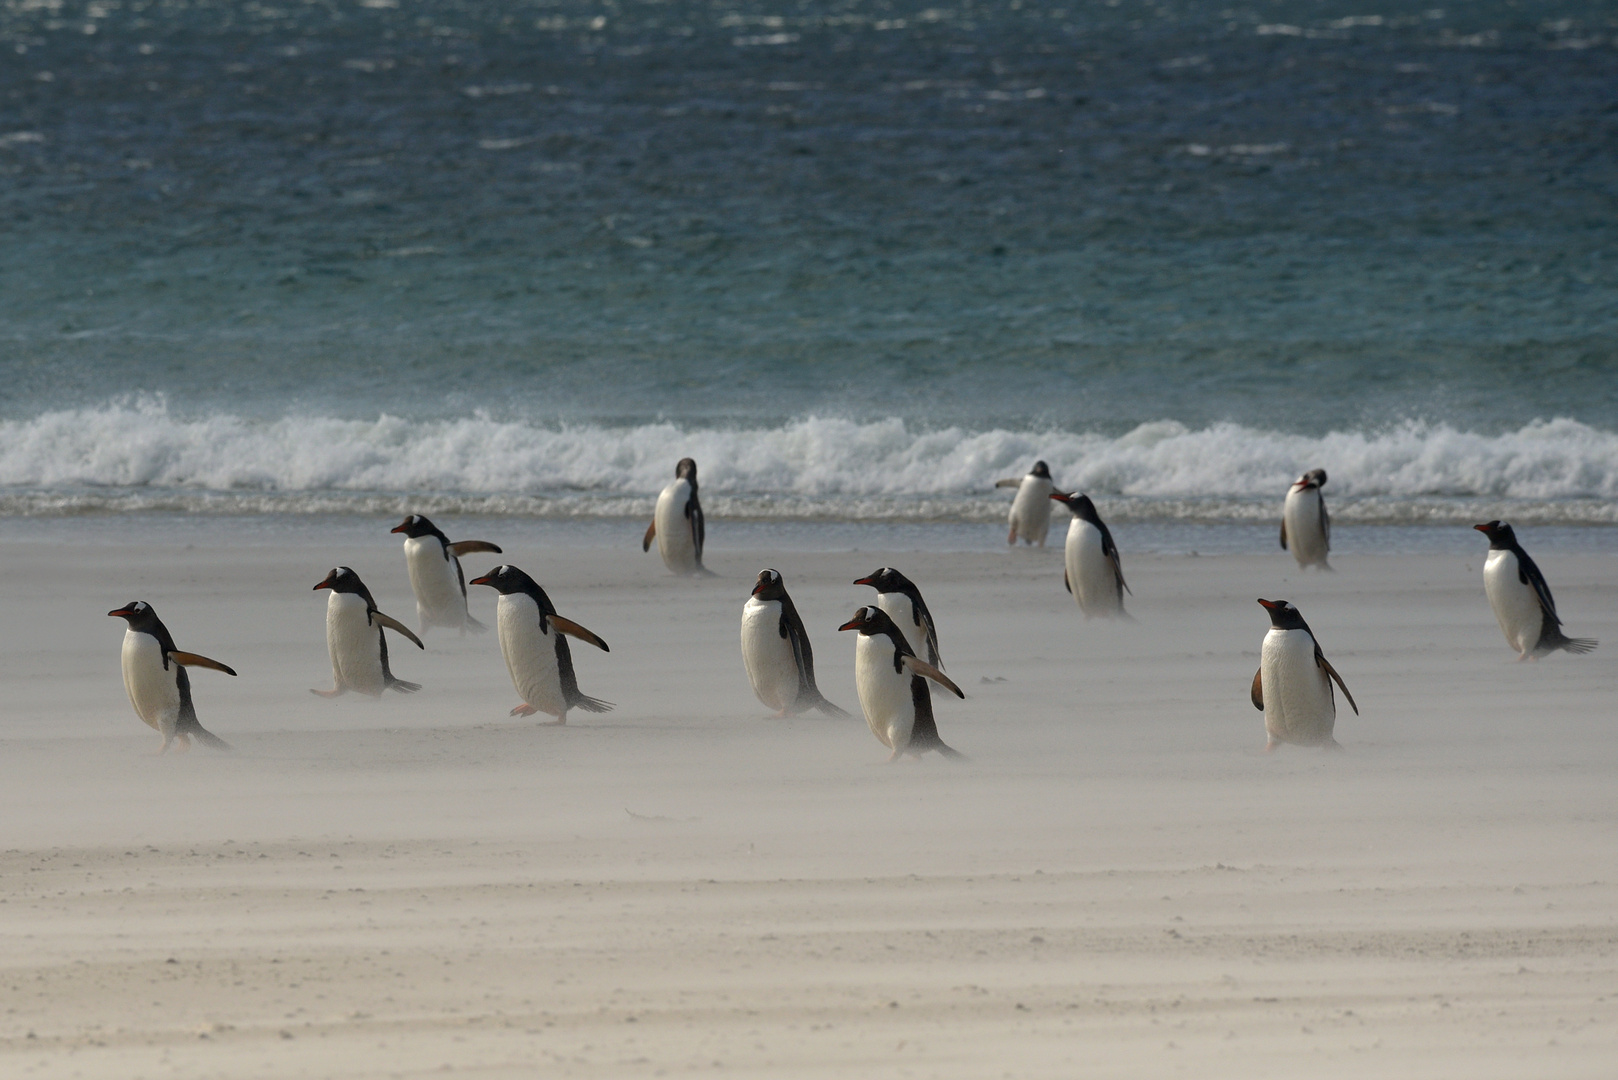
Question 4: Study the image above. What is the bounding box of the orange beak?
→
[107,606,135,618]
[837,615,865,632]
[469,573,493,587]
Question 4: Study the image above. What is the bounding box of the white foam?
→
[2,397,1616,522]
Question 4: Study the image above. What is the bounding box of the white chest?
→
[327,591,386,694]
[497,593,565,713]
[1008,477,1054,539]
[121,629,181,730]
[1284,488,1328,563]
[1260,628,1336,744]
[854,633,914,749]
[654,480,697,570]
[1483,549,1543,653]
[403,536,464,627]
[740,598,800,711]
[1065,518,1119,615]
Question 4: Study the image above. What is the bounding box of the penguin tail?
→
[571,694,615,713]
[388,677,423,694]
[810,697,851,719]
[464,612,489,634]
[1554,635,1598,656]
[934,741,967,762]
[177,713,231,751]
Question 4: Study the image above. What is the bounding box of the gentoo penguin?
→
[1474,521,1597,661]
[995,460,1058,546]
[642,457,712,576]
[1251,598,1357,751]
[470,564,613,724]
[740,569,849,718]
[107,602,235,753]
[1049,491,1131,619]
[311,567,424,697]
[1280,468,1332,570]
[838,605,964,761]
[852,567,944,667]
[390,514,503,634]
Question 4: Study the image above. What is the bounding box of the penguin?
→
[852,567,943,667]
[1049,491,1130,619]
[1474,521,1597,660]
[642,457,712,576]
[469,564,613,724]
[107,602,235,753]
[1280,468,1332,570]
[839,605,964,761]
[311,567,424,697]
[390,514,503,635]
[994,460,1058,546]
[740,569,849,718]
[1250,598,1357,752]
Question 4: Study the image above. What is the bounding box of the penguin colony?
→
[110,463,1597,757]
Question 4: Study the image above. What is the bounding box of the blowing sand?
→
[2,529,1615,1078]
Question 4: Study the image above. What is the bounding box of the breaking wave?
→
[2,398,1616,524]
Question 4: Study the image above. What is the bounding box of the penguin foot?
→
[1007,528,1017,545]
[510,703,538,716]
[541,714,568,726]
[886,749,903,764]
[1264,738,1280,753]
[310,687,345,698]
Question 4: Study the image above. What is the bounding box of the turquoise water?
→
[1,0,1615,526]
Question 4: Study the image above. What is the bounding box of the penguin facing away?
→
[995,460,1057,546]
[643,457,713,576]
[741,569,849,718]
[311,567,424,697]
[108,601,235,753]
[470,564,613,724]
[1280,468,1332,570]
[1474,521,1597,660]
[838,605,964,762]
[1049,491,1131,619]
[391,514,503,635]
[852,567,944,668]
[1251,598,1357,752]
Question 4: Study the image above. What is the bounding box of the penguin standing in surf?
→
[311,567,424,697]
[108,601,235,753]
[741,569,848,718]
[1251,598,1357,752]
[838,605,964,761]
[852,567,944,667]
[995,460,1058,546]
[1474,521,1597,661]
[1049,491,1131,619]
[470,564,613,724]
[643,457,712,576]
[1281,468,1332,570]
[391,514,503,635]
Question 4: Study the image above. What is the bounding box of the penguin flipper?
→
[549,615,610,652]
[1313,648,1357,715]
[448,540,503,557]
[169,651,238,677]
[642,521,657,552]
[1107,550,1132,596]
[688,497,706,561]
[1064,568,1071,594]
[1320,499,1330,550]
[903,655,964,699]
[1250,668,1264,711]
[994,477,1021,489]
[372,611,425,650]
[1279,519,1288,551]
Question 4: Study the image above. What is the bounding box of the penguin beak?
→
[107,606,135,618]
[468,573,494,587]
[751,577,768,596]
[851,575,874,587]
[1256,598,1280,611]
[312,571,337,591]
[1472,523,1491,534]
[390,520,410,534]
[837,615,865,632]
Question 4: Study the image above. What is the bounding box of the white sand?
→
[2,531,1616,1077]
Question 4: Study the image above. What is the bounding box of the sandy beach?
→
[2,530,1616,1078]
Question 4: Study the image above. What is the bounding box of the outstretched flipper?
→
[549,615,610,652]
[448,540,503,558]
[371,611,425,650]
[994,477,1022,489]
[170,651,238,677]
[902,655,964,699]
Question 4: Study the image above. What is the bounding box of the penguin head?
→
[1473,520,1515,549]
[1306,468,1328,488]
[752,568,787,600]
[1050,490,1097,520]
[852,566,911,594]
[313,566,368,597]
[468,564,535,594]
[675,457,698,482]
[390,514,442,540]
[107,600,160,631]
[1257,598,1309,631]
[1030,460,1051,479]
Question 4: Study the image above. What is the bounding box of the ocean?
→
[2,0,1615,545]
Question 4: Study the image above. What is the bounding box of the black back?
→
[675,458,706,561]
